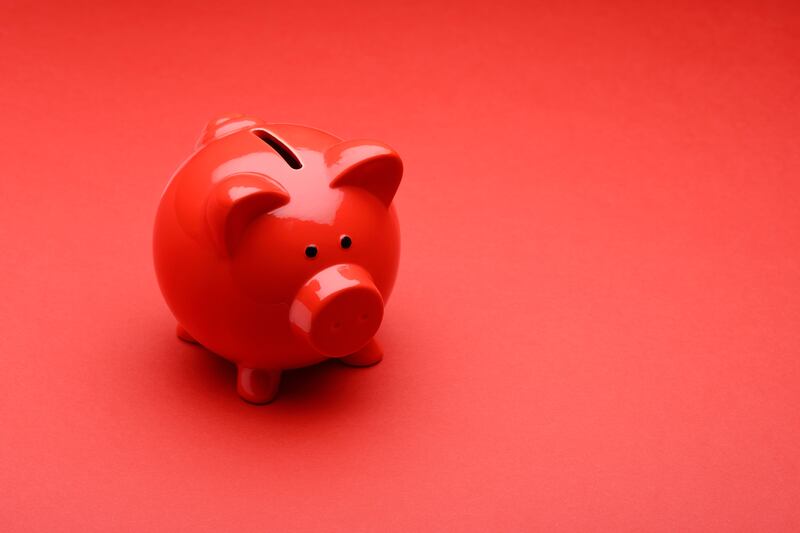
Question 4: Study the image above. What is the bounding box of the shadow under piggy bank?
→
[174,338,381,412]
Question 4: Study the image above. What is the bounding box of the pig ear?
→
[206,173,290,256]
[197,114,262,148]
[327,140,403,207]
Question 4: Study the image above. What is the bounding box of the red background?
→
[1,1,799,530]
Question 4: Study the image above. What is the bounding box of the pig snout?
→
[289,264,384,357]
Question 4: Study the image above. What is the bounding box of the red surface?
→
[1,1,799,530]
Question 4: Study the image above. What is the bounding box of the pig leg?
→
[237,367,281,404]
[176,324,199,344]
[339,338,383,367]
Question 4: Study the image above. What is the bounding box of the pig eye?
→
[340,235,352,249]
[304,245,318,259]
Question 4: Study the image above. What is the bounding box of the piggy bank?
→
[153,115,402,404]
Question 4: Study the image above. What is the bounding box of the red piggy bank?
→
[153,115,402,404]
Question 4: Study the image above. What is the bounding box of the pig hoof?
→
[339,339,383,367]
[176,324,199,344]
[237,367,281,404]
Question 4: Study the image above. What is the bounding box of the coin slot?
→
[252,129,302,169]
